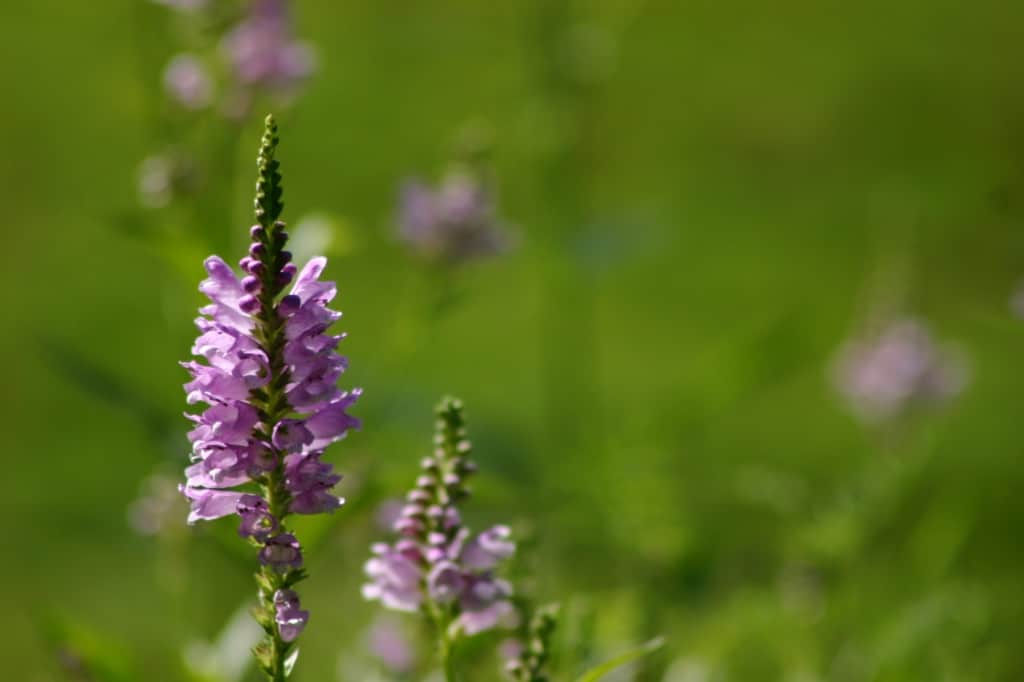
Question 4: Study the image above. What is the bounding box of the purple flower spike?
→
[178,118,361,674]
[363,398,517,641]
[273,589,310,642]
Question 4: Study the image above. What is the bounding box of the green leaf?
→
[575,637,665,682]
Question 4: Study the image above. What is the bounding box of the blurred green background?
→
[3,0,1024,680]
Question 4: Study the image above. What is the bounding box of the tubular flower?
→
[363,398,517,639]
[179,116,359,680]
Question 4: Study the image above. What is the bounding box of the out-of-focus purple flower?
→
[362,542,424,612]
[363,398,517,638]
[498,637,524,663]
[273,589,309,642]
[374,498,405,531]
[367,617,416,674]
[222,0,314,96]
[457,599,517,636]
[461,525,515,570]
[833,317,969,423]
[164,54,214,110]
[398,170,512,263]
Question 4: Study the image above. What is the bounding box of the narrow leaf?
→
[575,637,665,682]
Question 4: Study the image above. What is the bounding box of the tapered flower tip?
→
[295,256,326,282]
[203,255,235,278]
[436,395,464,415]
[199,256,244,304]
[304,389,363,448]
[290,256,332,302]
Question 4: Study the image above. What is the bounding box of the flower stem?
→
[439,632,458,682]
[249,115,304,681]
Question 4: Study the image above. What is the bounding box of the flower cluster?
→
[399,168,512,264]
[179,116,359,677]
[363,398,517,639]
[154,0,314,116]
[144,1,315,211]
[833,317,968,423]
[164,54,214,111]
[223,0,315,98]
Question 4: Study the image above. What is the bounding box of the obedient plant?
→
[363,397,521,680]
[180,115,359,680]
[504,605,560,682]
[156,0,314,117]
[223,0,315,102]
[399,167,512,264]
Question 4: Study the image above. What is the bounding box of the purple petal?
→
[180,487,244,524]
[304,390,362,448]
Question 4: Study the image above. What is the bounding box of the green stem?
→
[439,632,458,682]
[248,116,305,681]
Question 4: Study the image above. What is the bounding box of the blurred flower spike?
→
[505,604,559,682]
[222,0,315,110]
[363,398,519,675]
[155,0,314,117]
[399,166,514,265]
[833,317,969,424]
[164,54,214,110]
